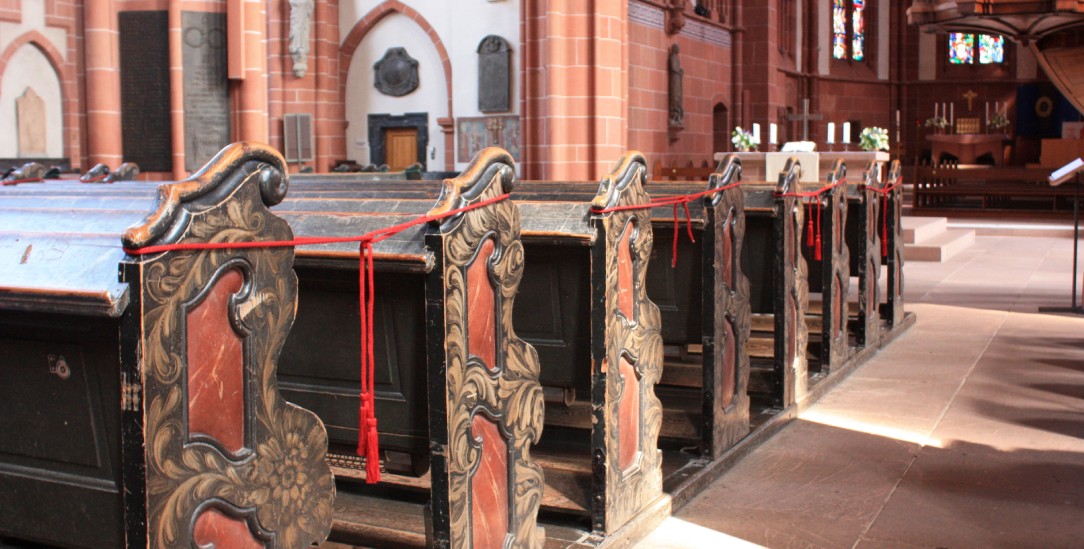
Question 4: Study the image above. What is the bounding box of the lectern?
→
[1041,158,1084,315]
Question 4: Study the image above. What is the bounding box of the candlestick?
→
[752,123,761,145]
[934,103,939,120]
[986,102,990,125]
[827,122,835,144]
[842,122,851,144]
[770,123,778,145]
[950,103,954,127]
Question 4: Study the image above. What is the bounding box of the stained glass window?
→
[979,35,1004,64]
[852,0,865,62]
[949,33,974,64]
[949,33,1005,65]
[833,0,848,60]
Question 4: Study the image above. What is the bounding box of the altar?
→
[713,151,890,182]
[927,134,1009,166]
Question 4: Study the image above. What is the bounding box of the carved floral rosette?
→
[885,160,905,327]
[702,156,752,457]
[776,159,809,406]
[588,152,665,534]
[858,161,883,346]
[120,143,334,548]
[820,161,851,371]
[426,148,545,548]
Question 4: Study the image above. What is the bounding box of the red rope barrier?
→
[864,176,902,257]
[1,177,43,186]
[125,192,510,484]
[590,180,743,267]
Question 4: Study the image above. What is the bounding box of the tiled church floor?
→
[637,234,1084,548]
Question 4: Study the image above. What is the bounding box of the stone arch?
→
[0,30,66,97]
[340,1,453,124]
[0,31,69,159]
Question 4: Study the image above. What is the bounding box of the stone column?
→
[83,0,123,167]
[522,0,628,180]
[236,0,269,144]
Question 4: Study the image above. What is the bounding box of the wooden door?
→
[385,127,418,170]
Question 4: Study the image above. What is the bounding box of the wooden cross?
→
[963,89,979,110]
[787,98,824,141]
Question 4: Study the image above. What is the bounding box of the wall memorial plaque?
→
[16,87,46,156]
[477,35,511,113]
[374,47,419,97]
[120,11,173,172]
[183,11,231,172]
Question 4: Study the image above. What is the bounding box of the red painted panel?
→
[187,269,245,454]
[867,258,877,315]
[468,239,497,372]
[470,414,509,549]
[721,210,735,289]
[720,316,737,409]
[617,356,641,471]
[192,508,264,549]
[835,274,846,339]
[617,223,635,320]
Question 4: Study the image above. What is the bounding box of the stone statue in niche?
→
[16,87,46,156]
[668,44,684,129]
[289,0,314,77]
[374,47,420,97]
[478,35,511,113]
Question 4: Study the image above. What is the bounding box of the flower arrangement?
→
[859,126,889,152]
[924,116,948,130]
[731,127,760,152]
[988,112,1010,131]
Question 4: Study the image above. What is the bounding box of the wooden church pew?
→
[739,158,810,408]
[288,152,668,541]
[638,156,752,459]
[883,160,906,328]
[0,143,335,548]
[803,158,852,375]
[273,148,546,548]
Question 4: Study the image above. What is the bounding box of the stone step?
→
[902,216,947,244]
[904,228,976,262]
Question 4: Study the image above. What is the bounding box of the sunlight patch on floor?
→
[635,517,765,548]
[799,409,943,448]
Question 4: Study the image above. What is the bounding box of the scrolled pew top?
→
[124,142,289,249]
[426,146,514,229]
[590,150,649,213]
[707,154,743,204]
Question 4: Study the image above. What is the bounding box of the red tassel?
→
[814,200,823,261]
[881,195,889,257]
[682,202,696,244]
[365,417,381,483]
[356,401,370,455]
[672,204,680,268]
[805,204,815,246]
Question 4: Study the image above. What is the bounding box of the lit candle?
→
[752,123,761,144]
[842,122,851,144]
[770,123,778,145]
[934,103,940,120]
[985,101,990,124]
[827,122,836,144]
[950,103,954,127]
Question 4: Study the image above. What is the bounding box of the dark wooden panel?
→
[278,268,429,459]
[119,11,172,172]
[514,244,591,390]
[646,227,703,344]
[0,312,122,549]
[743,215,777,314]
